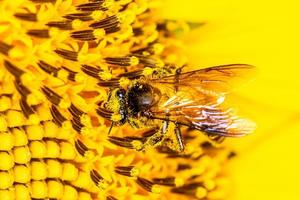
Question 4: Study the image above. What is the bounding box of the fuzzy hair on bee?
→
[97,64,255,152]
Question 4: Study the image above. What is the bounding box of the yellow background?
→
[161,0,300,199]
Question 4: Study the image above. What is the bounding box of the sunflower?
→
[2,0,294,200]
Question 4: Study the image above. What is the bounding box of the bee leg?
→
[174,123,185,152]
[142,121,169,150]
[161,119,169,135]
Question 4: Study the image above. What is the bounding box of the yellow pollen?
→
[119,77,131,88]
[143,67,154,76]
[132,140,143,151]
[130,167,140,177]
[93,29,106,38]
[151,185,161,194]
[99,71,113,81]
[175,178,184,187]
[72,19,83,30]
[152,43,164,54]
[196,187,208,199]
[91,11,104,21]
[130,56,139,66]
[111,114,122,122]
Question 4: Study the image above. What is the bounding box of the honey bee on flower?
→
[0,0,255,199]
[97,64,255,152]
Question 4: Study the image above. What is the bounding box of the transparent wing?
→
[148,91,255,137]
[144,64,255,137]
[150,64,255,97]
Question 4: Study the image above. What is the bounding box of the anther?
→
[132,43,164,56]
[27,29,50,38]
[0,42,13,55]
[70,29,104,41]
[106,195,118,200]
[38,60,59,76]
[90,169,108,189]
[104,56,139,67]
[177,164,192,171]
[46,21,73,30]
[74,139,89,156]
[76,1,106,12]
[50,105,67,127]
[96,107,113,119]
[63,12,93,21]
[68,104,84,118]
[14,80,30,97]
[131,54,157,67]
[54,49,78,61]
[136,177,161,193]
[152,177,177,187]
[97,79,120,87]
[61,66,84,82]
[41,86,63,106]
[116,70,144,79]
[81,64,103,79]
[4,60,24,78]
[108,136,144,151]
[71,30,96,41]
[89,15,120,34]
[115,166,140,177]
[71,117,85,133]
[14,12,37,22]
[19,99,35,118]
[108,136,135,149]
[171,182,203,195]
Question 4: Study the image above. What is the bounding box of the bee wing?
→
[150,64,255,96]
[149,91,255,137]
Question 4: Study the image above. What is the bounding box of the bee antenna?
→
[108,122,114,135]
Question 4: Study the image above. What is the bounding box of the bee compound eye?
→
[116,89,126,98]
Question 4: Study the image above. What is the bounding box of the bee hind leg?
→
[141,120,169,150]
[174,123,185,152]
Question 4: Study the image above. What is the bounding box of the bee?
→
[96,64,255,152]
